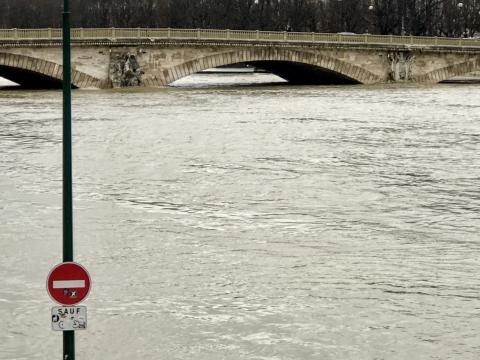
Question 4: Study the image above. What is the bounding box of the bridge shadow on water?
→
[0,65,66,90]
[1,64,478,91]
[0,60,362,90]
[250,61,359,85]
[170,61,361,89]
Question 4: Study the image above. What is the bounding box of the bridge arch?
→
[0,52,104,88]
[160,48,380,86]
[418,58,480,83]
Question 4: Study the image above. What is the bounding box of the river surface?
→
[0,74,479,359]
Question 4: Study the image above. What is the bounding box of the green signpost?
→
[62,0,75,358]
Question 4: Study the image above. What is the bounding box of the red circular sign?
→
[47,262,91,305]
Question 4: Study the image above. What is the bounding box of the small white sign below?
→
[51,306,87,331]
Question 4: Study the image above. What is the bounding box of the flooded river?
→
[0,74,479,359]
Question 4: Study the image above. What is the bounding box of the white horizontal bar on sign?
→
[53,280,85,289]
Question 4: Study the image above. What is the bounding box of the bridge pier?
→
[388,52,415,82]
[110,52,143,87]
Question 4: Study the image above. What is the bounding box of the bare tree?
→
[0,0,478,38]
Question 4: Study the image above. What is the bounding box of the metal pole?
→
[62,0,75,358]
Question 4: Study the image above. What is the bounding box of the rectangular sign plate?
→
[51,306,87,331]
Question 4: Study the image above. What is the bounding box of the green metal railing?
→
[1,28,480,48]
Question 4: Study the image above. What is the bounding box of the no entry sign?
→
[47,262,91,305]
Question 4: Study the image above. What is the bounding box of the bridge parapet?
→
[1,28,480,49]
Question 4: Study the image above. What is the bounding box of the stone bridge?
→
[0,28,479,88]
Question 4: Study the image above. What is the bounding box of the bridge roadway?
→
[0,28,479,88]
